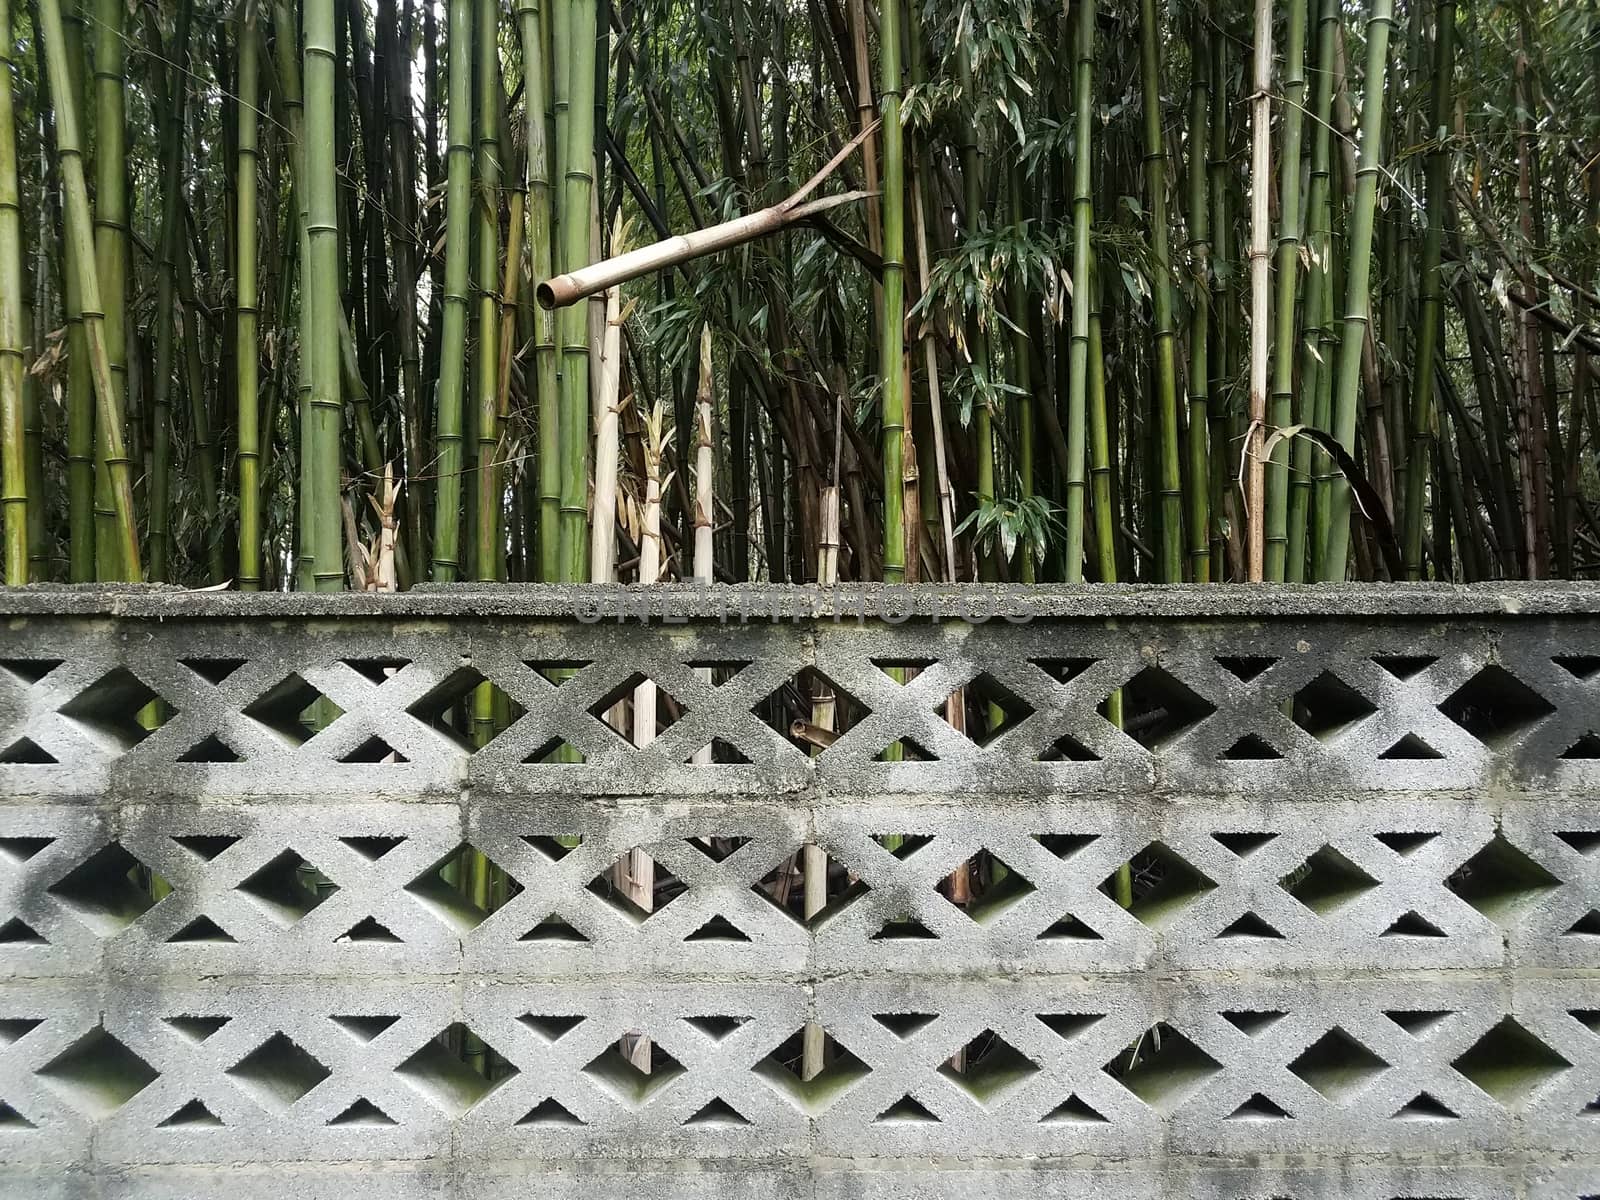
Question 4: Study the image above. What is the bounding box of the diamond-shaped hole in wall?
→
[873,736,938,762]
[226,1032,331,1113]
[587,673,683,743]
[1103,1024,1221,1114]
[57,667,167,750]
[1444,834,1560,925]
[397,1024,516,1115]
[523,835,582,862]
[1031,657,1099,686]
[1279,846,1380,916]
[0,738,56,763]
[685,739,752,764]
[587,853,683,924]
[235,850,337,927]
[751,848,867,927]
[938,1030,1041,1106]
[1037,731,1102,761]
[1385,1010,1455,1038]
[872,833,935,859]
[241,674,342,748]
[1291,671,1378,740]
[871,657,936,682]
[753,1028,870,1114]
[946,673,1035,748]
[949,853,1037,925]
[1451,1018,1570,1109]
[405,846,521,932]
[1438,665,1556,747]
[1037,912,1103,941]
[1288,1028,1389,1104]
[1032,833,1100,859]
[754,668,869,752]
[46,841,165,934]
[524,738,587,764]
[1101,843,1216,929]
[37,1027,159,1117]
[582,1039,684,1108]
[517,1097,585,1126]
[0,1102,35,1128]
[402,668,488,750]
[870,915,938,941]
[327,1098,398,1127]
[1109,667,1217,749]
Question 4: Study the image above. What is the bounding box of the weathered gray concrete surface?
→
[0,584,1594,1196]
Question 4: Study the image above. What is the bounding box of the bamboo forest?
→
[0,0,1596,593]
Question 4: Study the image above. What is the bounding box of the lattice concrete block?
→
[0,584,1595,1197]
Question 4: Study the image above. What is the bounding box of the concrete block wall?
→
[0,583,1594,1197]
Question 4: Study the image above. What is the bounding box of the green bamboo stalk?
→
[237,8,262,590]
[147,0,192,582]
[879,0,905,583]
[303,0,344,590]
[1244,0,1272,582]
[1401,0,1456,578]
[1319,0,1396,581]
[1206,18,1231,577]
[1138,0,1182,581]
[59,4,92,581]
[430,0,472,581]
[1184,11,1211,582]
[177,235,224,583]
[515,0,560,581]
[1290,0,1339,581]
[38,0,141,577]
[473,0,501,582]
[1006,167,1035,584]
[0,0,23,584]
[91,0,131,581]
[1265,0,1308,580]
[556,0,596,583]
[956,39,995,579]
[1063,0,1094,584]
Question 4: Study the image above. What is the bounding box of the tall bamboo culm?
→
[1319,0,1396,581]
[1063,0,1094,584]
[431,0,472,582]
[236,9,262,590]
[91,0,129,581]
[473,0,501,583]
[878,0,906,582]
[36,0,141,577]
[0,0,24,583]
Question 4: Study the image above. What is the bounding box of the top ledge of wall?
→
[0,581,1593,620]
